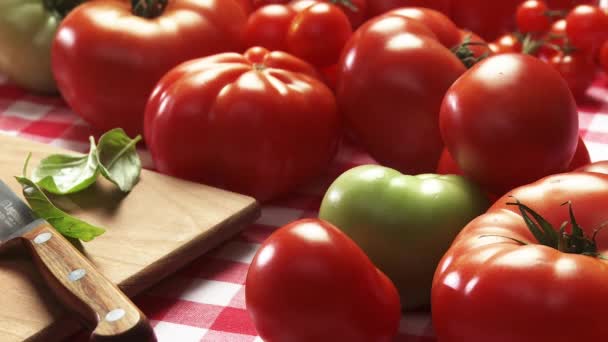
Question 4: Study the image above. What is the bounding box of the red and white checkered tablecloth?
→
[1,70,608,342]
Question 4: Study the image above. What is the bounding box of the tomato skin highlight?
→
[439,53,579,196]
[337,13,466,175]
[144,47,340,202]
[246,218,402,342]
[432,172,608,342]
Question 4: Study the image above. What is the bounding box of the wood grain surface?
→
[0,134,261,342]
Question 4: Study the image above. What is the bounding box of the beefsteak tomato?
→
[319,165,489,310]
[439,53,579,196]
[51,0,247,137]
[246,218,401,342]
[144,47,340,202]
[336,11,466,174]
[432,172,608,342]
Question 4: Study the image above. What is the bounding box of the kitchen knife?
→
[0,180,156,342]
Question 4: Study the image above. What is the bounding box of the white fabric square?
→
[179,278,242,306]
[3,100,51,120]
[154,321,208,342]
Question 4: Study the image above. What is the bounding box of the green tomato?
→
[319,164,490,310]
[0,0,80,94]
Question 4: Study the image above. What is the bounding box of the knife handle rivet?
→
[33,232,52,244]
[105,308,126,322]
[68,268,86,282]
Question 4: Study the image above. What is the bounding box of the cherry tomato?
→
[489,33,522,54]
[549,51,598,101]
[246,218,402,342]
[450,0,522,41]
[367,0,450,17]
[291,0,368,29]
[287,3,352,67]
[565,5,608,52]
[439,53,579,196]
[253,0,290,8]
[51,0,247,137]
[144,47,339,202]
[516,0,552,34]
[387,7,462,48]
[547,0,598,10]
[337,13,466,174]
[244,5,297,52]
[538,18,568,60]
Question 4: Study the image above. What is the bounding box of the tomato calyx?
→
[451,35,490,68]
[131,0,168,19]
[484,197,608,259]
[328,0,358,12]
[42,0,83,18]
[544,9,567,19]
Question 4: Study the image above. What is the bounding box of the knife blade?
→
[0,180,156,342]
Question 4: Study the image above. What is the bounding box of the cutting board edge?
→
[22,199,261,342]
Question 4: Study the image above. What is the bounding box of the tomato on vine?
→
[566,5,608,53]
[516,0,552,34]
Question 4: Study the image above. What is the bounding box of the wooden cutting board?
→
[0,134,261,342]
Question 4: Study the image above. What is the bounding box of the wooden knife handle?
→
[21,220,156,342]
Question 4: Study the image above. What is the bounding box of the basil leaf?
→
[96,128,142,192]
[15,176,106,242]
[31,137,99,195]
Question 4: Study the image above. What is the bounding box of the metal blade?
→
[0,179,38,243]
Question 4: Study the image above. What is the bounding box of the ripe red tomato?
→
[144,47,340,202]
[600,40,608,74]
[432,172,608,342]
[291,0,368,29]
[387,7,462,48]
[287,3,352,67]
[246,218,402,342]
[449,0,522,41]
[437,136,591,175]
[236,0,254,13]
[549,51,598,101]
[538,18,567,59]
[337,13,466,174]
[516,0,552,34]
[244,4,297,52]
[566,5,608,53]
[51,0,247,138]
[367,0,450,17]
[253,0,290,8]
[439,53,579,196]
[489,33,522,54]
[547,0,598,10]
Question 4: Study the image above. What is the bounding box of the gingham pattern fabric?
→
[1,71,608,342]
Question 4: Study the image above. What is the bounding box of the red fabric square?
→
[0,116,31,132]
[179,257,250,284]
[136,295,223,329]
[200,330,257,342]
[208,307,258,336]
[21,120,72,139]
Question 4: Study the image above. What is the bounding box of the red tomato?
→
[516,0,552,34]
[291,0,368,29]
[368,0,450,17]
[437,136,591,175]
[599,39,608,74]
[386,7,462,48]
[439,53,579,196]
[449,0,522,41]
[235,0,254,13]
[547,0,598,10]
[286,3,352,67]
[489,33,522,54]
[337,14,466,174]
[253,0,290,8]
[144,47,340,202]
[51,0,247,138]
[566,5,608,53]
[538,18,567,59]
[432,172,608,342]
[244,5,297,52]
[549,51,598,101]
[246,218,401,342]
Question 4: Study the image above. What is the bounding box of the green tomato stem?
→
[329,0,358,12]
[43,0,83,18]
